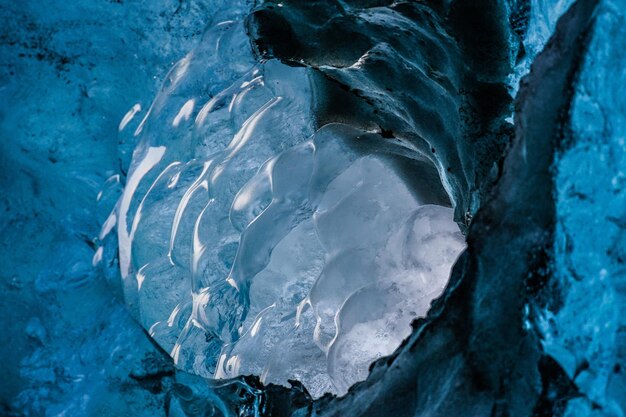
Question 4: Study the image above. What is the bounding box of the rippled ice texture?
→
[105,8,465,398]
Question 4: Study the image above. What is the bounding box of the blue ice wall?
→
[548,1,626,413]
[0,1,222,415]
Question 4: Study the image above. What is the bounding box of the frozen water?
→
[4,0,623,415]
[105,8,466,398]
[509,0,577,92]
[212,132,465,397]
[0,0,224,414]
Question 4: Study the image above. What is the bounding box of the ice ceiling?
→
[2,0,625,416]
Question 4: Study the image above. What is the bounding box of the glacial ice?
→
[509,0,576,91]
[0,0,227,415]
[104,0,596,406]
[4,0,625,415]
[108,11,466,396]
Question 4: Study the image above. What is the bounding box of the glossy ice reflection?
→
[104,14,466,399]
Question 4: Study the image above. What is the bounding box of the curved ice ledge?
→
[102,15,465,399]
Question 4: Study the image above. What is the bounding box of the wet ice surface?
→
[107,13,465,398]
[211,133,465,397]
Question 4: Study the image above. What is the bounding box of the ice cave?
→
[1,0,625,416]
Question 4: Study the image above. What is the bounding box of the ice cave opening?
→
[105,18,466,399]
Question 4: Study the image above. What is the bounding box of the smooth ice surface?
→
[106,8,466,398]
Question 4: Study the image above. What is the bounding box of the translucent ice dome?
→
[103,13,465,398]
